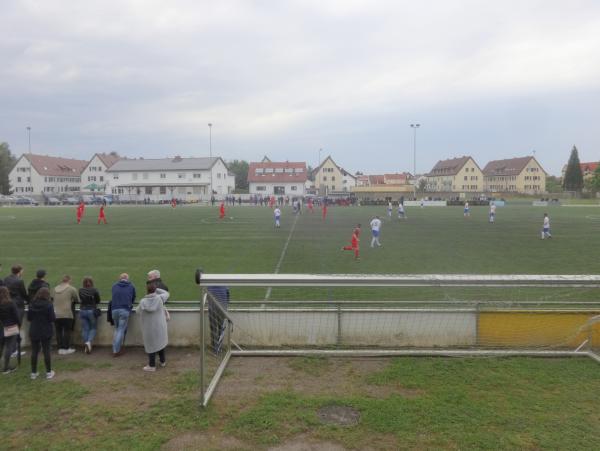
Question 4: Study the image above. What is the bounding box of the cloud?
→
[1,0,599,173]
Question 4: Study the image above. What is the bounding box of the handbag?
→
[3,324,19,337]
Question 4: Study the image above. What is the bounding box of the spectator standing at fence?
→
[79,277,101,354]
[147,269,169,294]
[207,286,230,354]
[136,282,170,372]
[111,273,136,357]
[53,275,79,355]
[0,287,20,374]
[4,264,28,358]
[28,287,56,380]
[28,269,49,300]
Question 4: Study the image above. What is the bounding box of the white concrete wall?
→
[249,182,306,196]
[16,308,476,348]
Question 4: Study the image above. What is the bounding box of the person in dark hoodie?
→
[4,264,28,358]
[28,269,50,300]
[111,273,136,357]
[79,276,101,354]
[0,287,21,374]
[28,287,56,380]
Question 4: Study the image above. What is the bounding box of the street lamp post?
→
[410,124,420,198]
[208,123,213,201]
[26,126,31,153]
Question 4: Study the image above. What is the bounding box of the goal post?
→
[195,271,600,407]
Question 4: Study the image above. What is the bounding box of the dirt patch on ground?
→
[269,434,348,451]
[162,432,249,451]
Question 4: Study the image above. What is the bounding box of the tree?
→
[545,176,563,193]
[563,146,584,192]
[227,159,249,191]
[418,178,427,193]
[0,142,17,194]
[587,166,600,193]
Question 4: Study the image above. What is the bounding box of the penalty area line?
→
[264,213,300,303]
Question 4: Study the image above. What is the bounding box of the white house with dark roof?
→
[247,161,307,196]
[80,152,122,194]
[9,153,87,197]
[106,156,234,201]
[483,156,546,194]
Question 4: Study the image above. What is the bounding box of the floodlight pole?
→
[26,126,31,153]
[208,123,213,200]
[410,124,420,198]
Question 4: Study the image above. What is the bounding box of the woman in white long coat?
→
[136,283,170,372]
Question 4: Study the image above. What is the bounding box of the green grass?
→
[228,357,600,449]
[1,203,599,304]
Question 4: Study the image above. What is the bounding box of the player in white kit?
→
[489,202,496,223]
[274,207,281,228]
[541,213,552,239]
[397,202,406,219]
[370,216,382,247]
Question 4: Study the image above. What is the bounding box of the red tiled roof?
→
[581,162,599,174]
[25,154,88,176]
[248,161,307,183]
[428,156,475,176]
[96,153,121,168]
[482,157,536,176]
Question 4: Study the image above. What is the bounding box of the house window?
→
[217,173,222,179]
[291,186,297,191]
[143,173,149,180]
[323,176,327,181]
[17,177,21,182]
[256,186,266,191]
[178,173,185,179]
[100,176,104,182]
[332,176,336,181]
[160,173,166,179]
[160,186,166,194]
[145,187,152,195]
[113,174,119,180]
[193,173,202,178]
[132,173,138,180]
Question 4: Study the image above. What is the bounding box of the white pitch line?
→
[264,213,300,302]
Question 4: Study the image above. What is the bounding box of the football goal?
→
[195,271,600,407]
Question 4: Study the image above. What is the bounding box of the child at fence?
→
[136,282,170,372]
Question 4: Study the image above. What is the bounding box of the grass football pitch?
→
[1,202,599,303]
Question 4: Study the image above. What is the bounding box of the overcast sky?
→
[1,0,599,175]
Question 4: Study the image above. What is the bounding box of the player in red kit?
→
[97,205,107,224]
[171,198,177,208]
[307,198,314,213]
[322,203,328,220]
[342,224,361,261]
[76,204,83,224]
[219,202,226,220]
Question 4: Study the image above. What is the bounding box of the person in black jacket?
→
[0,287,21,374]
[28,269,50,300]
[79,276,101,354]
[28,287,56,380]
[4,264,28,358]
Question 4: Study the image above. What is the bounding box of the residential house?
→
[310,156,356,195]
[9,153,87,198]
[247,161,307,196]
[80,152,122,195]
[425,156,484,192]
[106,156,234,202]
[483,156,546,194]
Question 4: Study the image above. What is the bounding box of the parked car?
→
[62,197,79,205]
[15,197,39,206]
[46,197,61,205]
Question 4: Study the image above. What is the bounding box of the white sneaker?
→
[46,370,55,380]
[11,350,26,358]
[143,365,156,372]
[65,348,76,355]
[31,372,39,380]
[159,361,167,368]
[86,342,92,353]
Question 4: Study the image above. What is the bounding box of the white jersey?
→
[398,204,405,213]
[274,208,281,218]
[543,216,550,228]
[370,218,382,232]
[490,204,496,214]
